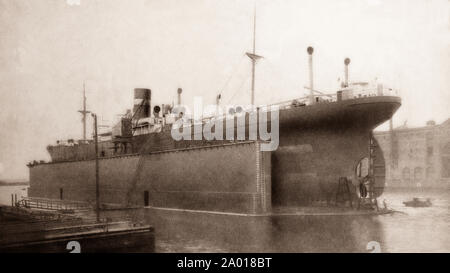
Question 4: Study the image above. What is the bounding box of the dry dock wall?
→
[29,141,271,214]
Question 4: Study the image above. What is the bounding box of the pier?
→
[0,198,155,253]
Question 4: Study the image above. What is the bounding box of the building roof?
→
[374,118,450,135]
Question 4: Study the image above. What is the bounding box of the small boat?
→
[403,197,432,207]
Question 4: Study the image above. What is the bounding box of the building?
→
[374,119,450,188]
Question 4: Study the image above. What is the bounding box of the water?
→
[0,185,28,206]
[376,189,450,252]
[134,188,450,253]
[3,187,449,252]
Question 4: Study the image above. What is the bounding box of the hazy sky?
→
[0,0,449,180]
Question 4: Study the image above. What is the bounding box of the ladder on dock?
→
[335,177,353,208]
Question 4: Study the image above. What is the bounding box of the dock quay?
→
[0,198,155,253]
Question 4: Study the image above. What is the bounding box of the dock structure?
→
[30,141,273,214]
[0,198,155,253]
[0,220,154,253]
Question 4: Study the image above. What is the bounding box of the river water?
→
[2,186,449,252]
[0,185,28,206]
[135,188,450,253]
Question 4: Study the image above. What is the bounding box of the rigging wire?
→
[217,53,247,97]
[225,74,251,105]
[263,58,308,102]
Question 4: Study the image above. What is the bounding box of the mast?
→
[246,4,262,105]
[92,113,100,222]
[78,83,91,142]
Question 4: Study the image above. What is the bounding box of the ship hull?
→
[29,96,401,214]
[273,96,400,206]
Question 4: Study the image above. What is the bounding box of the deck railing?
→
[193,86,400,123]
[17,197,92,211]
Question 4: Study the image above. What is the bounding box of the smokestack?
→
[307,46,314,105]
[177,88,183,105]
[344,58,351,87]
[133,88,151,120]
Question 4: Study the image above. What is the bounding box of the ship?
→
[27,14,401,215]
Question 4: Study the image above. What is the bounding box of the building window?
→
[414,167,423,181]
[402,167,410,183]
[427,146,433,156]
[426,167,434,180]
[442,142,450,178]
[391,160,398,170]
[442,159,450,178]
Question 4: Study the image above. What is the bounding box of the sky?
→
[0,0,449,180]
